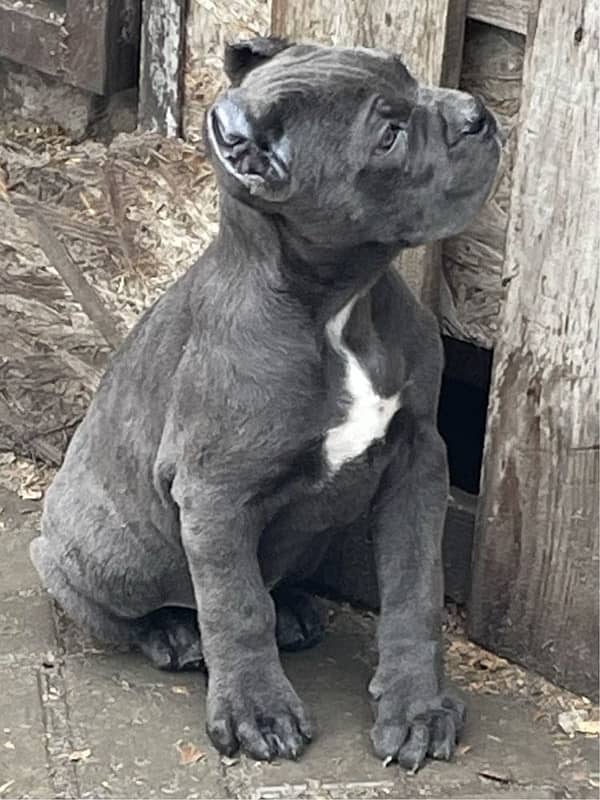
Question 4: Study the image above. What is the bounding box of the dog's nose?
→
[436,90,497,147]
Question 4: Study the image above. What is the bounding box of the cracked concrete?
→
[0,485,597,799]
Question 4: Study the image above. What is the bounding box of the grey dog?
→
[30,38,500,771]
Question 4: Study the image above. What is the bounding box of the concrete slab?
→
[0,487,42,597]
[0,484,597,800]
[0,592,56,667]
[0,665,55,799]
[224,609,598,800]
[0,488,59,685]
[61,653,228,799]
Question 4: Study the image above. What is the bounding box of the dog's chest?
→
[322,296,401,473]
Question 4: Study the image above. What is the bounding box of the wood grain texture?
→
[469,0,599,698]
[467,0,529,35]
[271,0,335,43]
[441,21,525,347]
[272,0,467,97]
[183,0,271,142]
[271,0,467,302]
[139,0,185,136]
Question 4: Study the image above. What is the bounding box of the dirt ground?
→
[0,459,598,800]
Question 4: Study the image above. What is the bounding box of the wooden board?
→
[466,0,529,35]
[0,0,65,80]
[0,0,140,95]
[440,21,525,348]
[271,0,467,302]
[468,0,599,699]
[139,0,186,136]
[273,0,466,79]
[314,488,477,607]
[65,0,140,95]
[442,488,478,603]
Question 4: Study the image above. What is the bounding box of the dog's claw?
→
[371,694,465,772]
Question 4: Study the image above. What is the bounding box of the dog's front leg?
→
[176,482,312,761]
[369,424,465,772]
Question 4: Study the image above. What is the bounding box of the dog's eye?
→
[377,123,403,153]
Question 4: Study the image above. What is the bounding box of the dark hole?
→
[437,336,493,494]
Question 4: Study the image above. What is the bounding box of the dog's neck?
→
[215,192,400,324]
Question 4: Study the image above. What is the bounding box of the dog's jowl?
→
[30,39,500,770]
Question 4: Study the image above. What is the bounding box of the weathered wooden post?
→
[469,0,599,699]
[139,0,186,136]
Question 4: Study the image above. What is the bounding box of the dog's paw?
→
[274,588,326,652]
[138,607,203,671]
[370,694,465,773]
[206,666,312,761]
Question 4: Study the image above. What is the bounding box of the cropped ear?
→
[224,36,292,86]
[206,95,292,201]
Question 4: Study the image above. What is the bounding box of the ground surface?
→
[0,477,598,800]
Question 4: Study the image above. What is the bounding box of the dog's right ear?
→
[206,94,293,201]
[224,37,292,86]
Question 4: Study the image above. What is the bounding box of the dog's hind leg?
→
[31,535,147,641]
[31,538,203,671]
[273,586,327,652]
[137,607,203,671]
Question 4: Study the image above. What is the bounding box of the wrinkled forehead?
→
[240,44,418,105]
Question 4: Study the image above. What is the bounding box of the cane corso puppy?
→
[31,38,500,770]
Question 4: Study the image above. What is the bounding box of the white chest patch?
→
[324,296,401,473]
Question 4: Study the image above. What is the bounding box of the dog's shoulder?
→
[372,268,444,419]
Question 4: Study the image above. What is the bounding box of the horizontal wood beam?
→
[0,0,65,79]
[0,0,140,95]
[466,0,529,35]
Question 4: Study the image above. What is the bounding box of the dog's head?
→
[206,38,501,249]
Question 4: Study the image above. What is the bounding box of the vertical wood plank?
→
[183,0,271,142]
[440,22,525,347]
[139,0,185,136]
[271,0,335,44]
[271,0,468,302]
[469,0,599,699]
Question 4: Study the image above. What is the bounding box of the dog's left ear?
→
[224,37,292,86]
